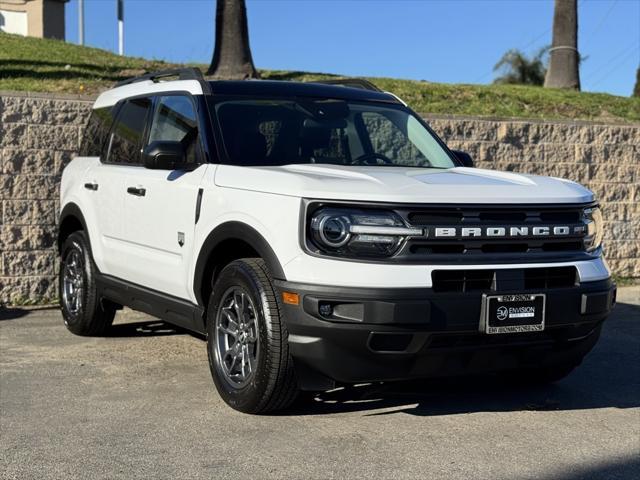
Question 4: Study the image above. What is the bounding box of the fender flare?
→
[193,221,286,306]
[58,202,88,252]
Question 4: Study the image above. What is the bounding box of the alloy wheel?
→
[215,287,260,388]
[62,247,84,316]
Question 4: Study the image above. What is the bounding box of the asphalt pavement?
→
[1,288,639,480]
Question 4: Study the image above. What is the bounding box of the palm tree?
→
[544,0,580,90]
[207,0,259,79]
[493,48,548,86]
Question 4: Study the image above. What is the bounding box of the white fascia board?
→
[93,80,204,109]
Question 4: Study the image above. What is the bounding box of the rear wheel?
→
[59,231,115,336]
[206,258,298,414]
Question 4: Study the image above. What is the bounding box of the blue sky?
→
[64,0,640,97]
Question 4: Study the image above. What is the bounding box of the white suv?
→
[59,69,615,413]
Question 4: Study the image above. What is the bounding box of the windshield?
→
[212,98,458,168]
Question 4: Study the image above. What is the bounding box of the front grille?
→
[542,241,583,252]
[410,244,465,255]
[432,266,577,293]
[479,211,527,223]
[407,206,583,227]
[408,211,463,224]
[432,270,494,292]
[540,210,581,223]
[481,243,528,253]
[396,204,590,263]
[523,266,577,289]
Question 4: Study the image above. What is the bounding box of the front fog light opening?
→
[318,302,333,318]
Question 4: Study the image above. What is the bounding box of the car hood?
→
[214,164,594,204]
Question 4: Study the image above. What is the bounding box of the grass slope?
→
[1,33,638,122]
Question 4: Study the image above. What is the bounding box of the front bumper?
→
[275,277,616,389]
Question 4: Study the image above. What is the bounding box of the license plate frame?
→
[480,293,546,334]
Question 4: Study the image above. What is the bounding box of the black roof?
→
[113,69,399,103]
[207,80,400,103]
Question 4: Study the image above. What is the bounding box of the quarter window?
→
[107,97,152,165]
[148,95,200,164]
[80,107,115,157]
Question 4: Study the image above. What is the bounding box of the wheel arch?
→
[194,221,286,307]
[58,203,89,253]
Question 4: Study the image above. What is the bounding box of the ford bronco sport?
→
[59,68,616,413]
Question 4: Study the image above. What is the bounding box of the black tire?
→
[59,231,115,336]
[206,258,299,414]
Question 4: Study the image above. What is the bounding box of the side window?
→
[80,107,114,157]
[148,95,200,164]
[361,112,427,166]
[107,97,152,165]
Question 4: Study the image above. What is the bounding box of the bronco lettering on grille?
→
[430,225,584,239]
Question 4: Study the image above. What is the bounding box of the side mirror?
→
[452,150,474,168]
[142,141,187,170]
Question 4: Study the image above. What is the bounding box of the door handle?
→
[127,186,146,197]
[84,182,98,191]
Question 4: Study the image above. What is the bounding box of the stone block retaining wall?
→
[1,91,638,303]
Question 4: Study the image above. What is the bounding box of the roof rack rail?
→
[115,68,205,88]
[314,78,382,92]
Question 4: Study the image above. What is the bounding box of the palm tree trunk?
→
[544,0,580,90]
[207,0,259,79]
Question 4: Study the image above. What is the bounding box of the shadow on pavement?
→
[284,301,639,417]
[0,307,31,321]
[540,454,640,480]
[107,320,185,337]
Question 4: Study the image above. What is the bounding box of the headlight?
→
[308,207,423,258]
[583,206,603,252]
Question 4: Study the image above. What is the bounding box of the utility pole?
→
[78,0,84,45]
[117,0,124,56]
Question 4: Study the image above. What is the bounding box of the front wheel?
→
[206,258,299,414]
[59,231,116,336]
